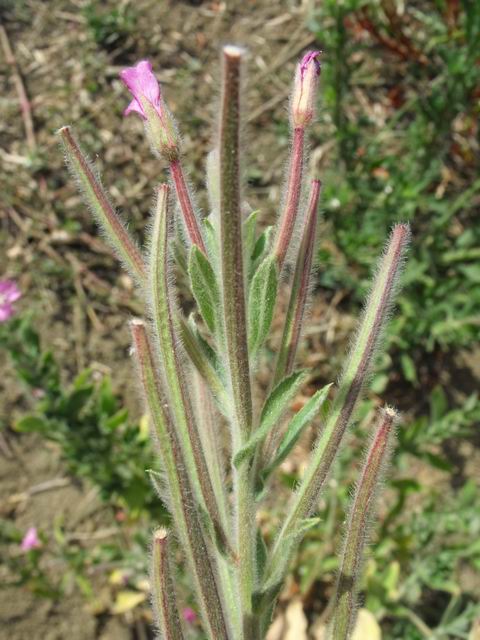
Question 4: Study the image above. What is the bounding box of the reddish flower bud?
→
[291,51,322,128]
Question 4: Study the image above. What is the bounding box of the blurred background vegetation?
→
[1,1,479,639]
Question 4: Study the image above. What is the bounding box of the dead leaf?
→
[284,599,308,640]
[469,619,480,640]
[351,608,382,640]
[111,590,146,615]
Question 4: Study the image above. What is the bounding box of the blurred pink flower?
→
[120,60,162,119]
[0,279,21,322]
[21,527,41,551]
[182,607,197,625]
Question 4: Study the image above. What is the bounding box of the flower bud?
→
[291,51,322,128]
[120,60,179,161]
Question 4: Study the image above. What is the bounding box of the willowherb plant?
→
[59,46,409,640]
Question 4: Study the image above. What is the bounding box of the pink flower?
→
[120,60,162,120]
[120,60,178,160]
[21,527,41,551]
[292,50,322,128]
[182,607,197,625]
[0,279,21,322]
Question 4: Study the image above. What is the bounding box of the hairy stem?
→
[273,179,321,386]
[273,127,305,269]
[219,45,256,637]
[170,158,207,253]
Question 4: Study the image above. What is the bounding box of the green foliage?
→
[233,370,308,468]
[262,383,332,481]
[83,1,137,51]
[1,317,162,519]
[309,1,480,355]
[248,255,278,356]
[188,245,222,335]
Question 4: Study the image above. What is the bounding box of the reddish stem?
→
[170,159,206,253]
[274,127,305,268]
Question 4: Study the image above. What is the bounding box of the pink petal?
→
[120,60,161,118]
[300,50,322,79]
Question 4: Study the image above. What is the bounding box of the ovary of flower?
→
[0,279,21,322]
[291,50,322,128]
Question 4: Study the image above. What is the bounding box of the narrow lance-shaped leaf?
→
[130,320,230,640]
[149,184,233,561]
[249,225,274,283]
[152,528,185,640]
[176,314,230,416]
[234,370,308,468]
[329,407,398,640]
[261,224,410,604]
[188,245,222,335]
[248,255,279,357]
[243,209,258,271]
[262,383,332,481]
[58,126,145,282]
[272,180,321,387]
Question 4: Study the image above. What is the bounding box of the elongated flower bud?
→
[261,224,410,604]
[58,126,145,282]
[329,407,398,640]
[120,60,179,161]
[291,51,322,128]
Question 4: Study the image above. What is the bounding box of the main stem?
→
[218,46,256,638]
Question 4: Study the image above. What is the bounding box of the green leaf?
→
[248,255,278,355]
[202,217,219,265]
[188,245,221,334]
[15,415,49,433]
[243,209,258,267]
[263,383,332,479]
[234,370,307,467]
